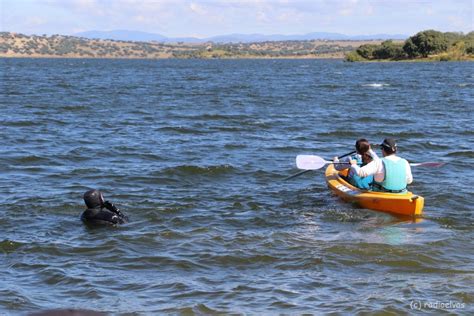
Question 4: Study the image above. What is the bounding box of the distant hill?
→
[75,30,168,42]
[1,32,389,59]
[206,32,408,43]
[74,30,408,43]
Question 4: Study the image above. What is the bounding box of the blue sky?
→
[1,0,472,37]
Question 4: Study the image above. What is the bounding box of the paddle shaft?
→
[334,150,356,160]
[284,169,311,180]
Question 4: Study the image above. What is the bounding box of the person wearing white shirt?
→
[350,138,413,193]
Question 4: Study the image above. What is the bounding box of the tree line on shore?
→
[346,30,474,61]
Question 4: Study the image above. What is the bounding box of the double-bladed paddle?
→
[295,155,445,171]
[283,151,356,181]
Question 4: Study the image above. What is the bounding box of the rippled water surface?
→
[1,58,473,314]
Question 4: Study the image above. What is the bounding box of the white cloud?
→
[338,8,352,16]
[364,4,374,15]
[72,27,87,33]
[276,10,305,23]
[425,8,434,16]
[189,2,207,15]
[447,15,471,30]
[335,0,377,17]
[3,0,473,37]
[26,16,47,26]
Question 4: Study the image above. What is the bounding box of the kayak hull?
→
[325,164,424,217]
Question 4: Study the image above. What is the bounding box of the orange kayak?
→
[325,164,424,217]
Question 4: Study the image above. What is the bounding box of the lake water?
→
[0,58,473,314]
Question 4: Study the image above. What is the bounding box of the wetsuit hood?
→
[83,189,105,209]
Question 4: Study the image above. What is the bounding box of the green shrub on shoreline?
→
[346,30,474,62]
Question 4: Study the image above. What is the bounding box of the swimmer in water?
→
[81,189,128,225]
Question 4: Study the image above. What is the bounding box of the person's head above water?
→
[83,189,105,209]
[81,189,128,225]
[380,138,397,156]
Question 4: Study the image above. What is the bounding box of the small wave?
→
[10,166,46,173]
[224,143,247,149]
[198,253,279,266]
[159,229,189,239]
[267,145,306,153]
[445,150,474,158]
[317,130,358,138]
[157,126,209,134]
[2,120,36,127]
[428,216,460,229]
[161,303,225,314]
[358,116,413,124]
[0,289,32,309]
[65,167,103,176]
[213,126,244,132]
[58,104,88,111]
[275,257,324,270]
[57,82,73,88]
[322,209,373,223]
[163,164,236,176]
[362,83,390,88]
[414,141,451,150]
[13,155,51,164]
[137,153,165,162]
[316,84,342,89]
[40,267,88,286]
[121,256,203,270]
[457,130,474,136]
[270,301,298,309]
[241,119,273,128]
[0,239,25,253]
[195,113,250,121]
[357,116,375,123]
[381,131,426,138]
[184,75,206,81]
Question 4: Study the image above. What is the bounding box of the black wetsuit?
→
[81,190,128,225]
[81,207,127,225]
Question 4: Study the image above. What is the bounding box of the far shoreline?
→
[2,55,473,62]
[0,54,347,60]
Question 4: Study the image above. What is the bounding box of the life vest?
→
[348,154,373,190]
[373,157,408,192]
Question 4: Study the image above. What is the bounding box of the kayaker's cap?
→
[83,189,105,209]
[380,138,397,151]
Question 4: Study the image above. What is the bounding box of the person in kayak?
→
[350,138,413,193]
[81,189,128,225]
[333,138,378,189]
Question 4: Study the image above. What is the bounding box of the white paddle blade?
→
[296,155,328,170]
